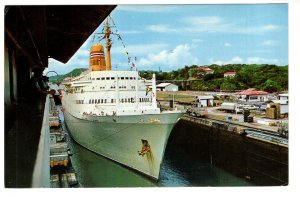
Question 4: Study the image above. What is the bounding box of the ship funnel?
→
[89,43,106,71]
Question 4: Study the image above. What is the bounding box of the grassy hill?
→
[49,68,87,83]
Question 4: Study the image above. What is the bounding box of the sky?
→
[46,4,288,75]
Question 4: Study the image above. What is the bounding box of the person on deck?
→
[30,67,56,96]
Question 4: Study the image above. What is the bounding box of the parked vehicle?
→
[220,102,242,113]
[235,105,244,114]
[242,105,258,110]
[186,107,208,117]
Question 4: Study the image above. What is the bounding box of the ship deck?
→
[5,95,47,187]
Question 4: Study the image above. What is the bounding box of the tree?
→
[261,79,281,93]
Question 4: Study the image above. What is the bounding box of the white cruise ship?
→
[61,18,183,180]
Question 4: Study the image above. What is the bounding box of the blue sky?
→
[46,4,288,75]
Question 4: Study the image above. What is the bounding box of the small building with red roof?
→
[198,67,214,75]
[224,72,236,77]
[236,88,269,102]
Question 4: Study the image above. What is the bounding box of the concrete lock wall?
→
[168,119,288,186]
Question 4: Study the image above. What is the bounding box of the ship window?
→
[98,99,100,103]
[101,99,103,103]
[139,98,141,102]
[96,78,100,80]
[121,77,124,80]
[101,77,105,80]
[92,99,94,104]
[134,77,136,80]
[104,99,107,103]
[111,99,114,103]
[121,99,124,103]
[131,98,134,103]
[125,77,129,80]
[106,77,110,80]
[130,77,133,80]
[111,77,115,80]
[89,99,91,104]
[92,78,95,80]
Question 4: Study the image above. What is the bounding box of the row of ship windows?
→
[98,86,136,89]
[75,98,150,104]
[75,86,136,92]
[90,77,137,81]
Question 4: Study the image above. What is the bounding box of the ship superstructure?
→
[61,17,183,180]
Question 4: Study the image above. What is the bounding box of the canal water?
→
[59,107,254,187]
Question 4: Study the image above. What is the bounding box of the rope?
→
[103,15,138,69]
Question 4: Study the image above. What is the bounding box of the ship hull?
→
[63,111,182,180]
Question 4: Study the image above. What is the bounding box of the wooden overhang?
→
[5,5,117,68]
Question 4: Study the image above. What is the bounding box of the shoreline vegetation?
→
[49,64,288,93]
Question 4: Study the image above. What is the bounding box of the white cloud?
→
[145,25,176,33]
[76,49,90,57]
[224,42,231,47]
[262,24,279,31]
[246,57,279,64]
[47,54,89,75]
[180,16,222,25]
[211,56,243,65]
[118,30,142,34]
[111,43,169,56]
[192,39,204,43]
[145,15,281,34]
[261,40,276,46]
[137,44,199,70]
[210,56,280,65]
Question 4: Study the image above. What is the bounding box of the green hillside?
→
[139,64,288,93]
[49,68,87,83]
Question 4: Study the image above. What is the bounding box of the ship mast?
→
[105,18,112,71]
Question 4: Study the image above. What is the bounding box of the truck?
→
[186,107,208,117]
[220,102,243,113]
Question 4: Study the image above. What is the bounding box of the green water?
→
[66,132,254,187]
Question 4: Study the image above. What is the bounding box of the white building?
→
[224,72,236,77]
[196,95,214,107]
[278,93,288,100]
[156,83,178,92]
[236,88,269,102]
[271,93,288,115]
